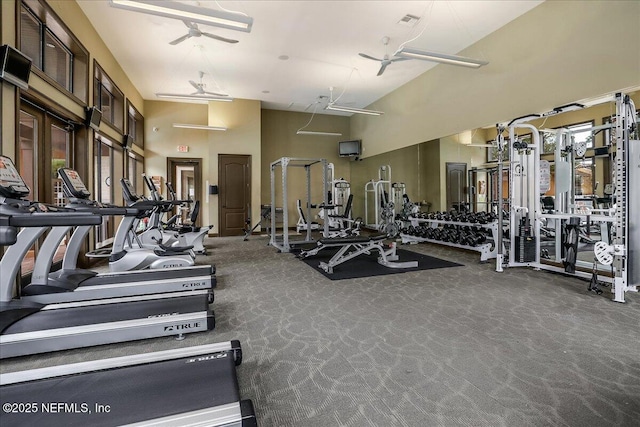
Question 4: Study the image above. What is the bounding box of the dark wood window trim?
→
[94,61,125,134]
[126,99,145,149]
[18,0,90,106]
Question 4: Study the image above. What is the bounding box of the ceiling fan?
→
[188,71,227,97]
[358,36,408,76]
[169,21,239,45]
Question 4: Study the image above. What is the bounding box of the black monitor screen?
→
[86,107,102,131]
[122,134,134,150]
[339,140,361,157]
[0,45,32,90]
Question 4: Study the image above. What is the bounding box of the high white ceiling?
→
[77,1,543,115]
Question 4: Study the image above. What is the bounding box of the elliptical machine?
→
[126,174,183,250]
[109,178,195,272]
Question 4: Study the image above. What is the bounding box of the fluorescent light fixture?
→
[156,93,233,102]
[296,130,343,136]
[325,104,384,116]
[109,0,253,32]
[173,123,227,131]
[394,46,488,68]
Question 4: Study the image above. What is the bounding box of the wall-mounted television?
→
[339,139,361,157]
[0,45,32,90]
[85,107,102,131]
[122,134,134,150]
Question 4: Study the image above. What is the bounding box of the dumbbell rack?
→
[401,218,500,262]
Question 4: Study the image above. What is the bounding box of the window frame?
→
[126,100,145,149]
[94,61,125,133]
[18,0,89,104]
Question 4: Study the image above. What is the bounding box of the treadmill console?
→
[142,174,161,201]
[0,155,30,198]
[121,178,141,202]
[58,168,91,199]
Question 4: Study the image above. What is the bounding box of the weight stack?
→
[515,236,537,263]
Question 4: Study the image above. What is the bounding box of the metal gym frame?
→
[496,93,638,302]
[270,157,329,253]
[364,165,392,229]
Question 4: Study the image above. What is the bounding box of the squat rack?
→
[270,157,329,253]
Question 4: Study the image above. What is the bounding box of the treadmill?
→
[0,336,256,426]
[0,155,214,359]
[23,167,216,304]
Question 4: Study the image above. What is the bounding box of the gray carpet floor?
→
[2,235,640,426]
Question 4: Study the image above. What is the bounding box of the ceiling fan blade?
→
[188,80,200,90]
[169,34,191,45]
[390,57,410,63]
[202,32,239,44]
[183,20,197,30]
[377,62,388,76]
[359,53,382,62]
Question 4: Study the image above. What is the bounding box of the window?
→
[127,151,145,194]
[542,121,594,155]
[44,29,72,90]
[94,62,124,132]
[575,158,595,196]
[93,134,125,247]
[542,132,556,154]
[486,139,510,162]
[20,6,41,69]
[19,0,89,102]
[18,100,74,279]
[126,100,144,149]
[94,137,114,247]
[567,121,594,150]
[18,111,37,202]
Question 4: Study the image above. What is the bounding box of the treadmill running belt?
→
[1,350,240,426]
[3,294,209,334]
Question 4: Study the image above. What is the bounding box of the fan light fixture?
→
[326,104,384,116]
[295,99,342,136]
[109,0,253,32]
[156,93,233,102]
[394,46,488,68]
[173,123,227,131]
[296,130,343,136]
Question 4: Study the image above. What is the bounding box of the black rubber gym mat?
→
[300,247,462,280]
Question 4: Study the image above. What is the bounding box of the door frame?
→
[167,157,203,227]
[218,154,251,237]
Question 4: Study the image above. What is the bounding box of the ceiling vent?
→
[397,14,421,27]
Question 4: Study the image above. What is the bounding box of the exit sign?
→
[177,145,189,153]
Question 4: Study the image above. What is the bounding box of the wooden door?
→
[446,162,467,211]
[218,154,250,236]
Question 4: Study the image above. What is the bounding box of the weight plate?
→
[594,241,614,265]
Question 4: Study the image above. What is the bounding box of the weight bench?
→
[299,233,418,274]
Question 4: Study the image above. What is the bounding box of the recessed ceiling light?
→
[278,55,289,61]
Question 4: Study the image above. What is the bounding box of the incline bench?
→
[298,233,418,274]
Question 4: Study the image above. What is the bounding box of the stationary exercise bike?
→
[164,182,212,255]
